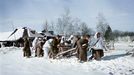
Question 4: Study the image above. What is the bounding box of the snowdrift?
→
[0,42,134,75]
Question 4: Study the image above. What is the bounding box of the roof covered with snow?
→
[0,27,44,41]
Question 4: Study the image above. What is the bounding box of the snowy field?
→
[0,42,134,75]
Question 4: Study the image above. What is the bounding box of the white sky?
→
[0,0,134,32]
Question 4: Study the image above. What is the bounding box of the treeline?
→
[42,8,94,36]
[41,8,134,42]
[113,30,134,37]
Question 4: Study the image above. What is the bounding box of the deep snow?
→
[0,42,134,75]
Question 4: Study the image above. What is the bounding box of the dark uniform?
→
[23,38,31,58]
[49,37,60,58]
[76,39,88,62]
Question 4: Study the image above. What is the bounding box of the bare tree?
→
[48,21,55,31]
[72,18,81,35]
[56,8,81,35]
[80,22,90,35]
[96,13,109,35]
[56,8,73,35]
[56,8,94,36]
[42,20,48,33]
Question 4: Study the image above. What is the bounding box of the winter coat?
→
[23,38,31,57]
[43,39,53,48]
[93,37,105,50]
[50,38,60,54]
[35,40,44,57]
[91,32,105,60]
[93,32,105,50]
[76,39,88,62]
[32,37,38,50]
[43,39,53,58]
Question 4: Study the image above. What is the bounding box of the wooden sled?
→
[55,48,76,59]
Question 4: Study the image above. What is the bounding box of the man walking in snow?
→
[76,35,90,62]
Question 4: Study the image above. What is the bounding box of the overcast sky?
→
[0,0,134,32]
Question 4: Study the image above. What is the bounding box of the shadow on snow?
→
[102,53,129,60]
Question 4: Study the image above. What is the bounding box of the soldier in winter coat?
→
[23,37,31,58]
[32,37,39,51]
[35,38,44,57]
[89,32,106,60]
[43,39,53,58]
[76,35,90,62]
[49,36,61,58]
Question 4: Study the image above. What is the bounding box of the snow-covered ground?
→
[0,42,134,75]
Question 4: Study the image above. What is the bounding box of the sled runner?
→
[55,48,76,59]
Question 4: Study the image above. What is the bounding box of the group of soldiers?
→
[23,32,106,62]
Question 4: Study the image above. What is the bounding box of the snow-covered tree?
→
[56,8,93,36]
[72,18,81,35]
[56,8,74,35]
[42,20,56,35]
[49,21,55,31]
[42,20,49,33]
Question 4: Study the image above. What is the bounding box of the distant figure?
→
[49,35,61,59]
[17,38,24,47]
[68,35,74,44]
[43,39,53,58]
[0,42,4,48]
[60,36,65,45]
[35,38,44,57]
[72,35,80,48]
[132,51,134,57]
[32,37,39,51]
[89,32,106,60]
[23,37,31,58]
[76,35,90,62]
[0,43,1,48]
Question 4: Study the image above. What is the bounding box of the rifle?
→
[88,38,100,52]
